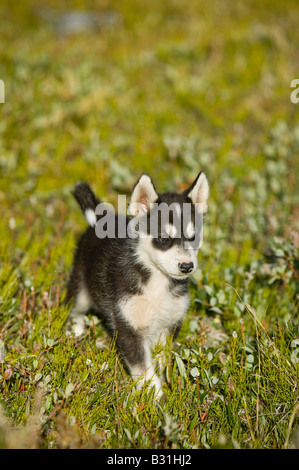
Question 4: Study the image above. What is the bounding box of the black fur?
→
[72,182,100,214]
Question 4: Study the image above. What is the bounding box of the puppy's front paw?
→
[65,315,86,337]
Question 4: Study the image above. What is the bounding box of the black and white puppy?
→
[66,172,209,399]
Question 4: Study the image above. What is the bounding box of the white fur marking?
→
[118,269,189,341]
[70,285,92,336]
[186,221,195,239]
[164,223,177,238]
[85,209,97,227]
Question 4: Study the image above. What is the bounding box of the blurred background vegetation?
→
[0,0,298,449]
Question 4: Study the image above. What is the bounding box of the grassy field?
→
[0,0,299,449]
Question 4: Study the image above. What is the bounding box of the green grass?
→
[0,0,299,449]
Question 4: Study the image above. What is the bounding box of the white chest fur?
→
[118,270,189,343]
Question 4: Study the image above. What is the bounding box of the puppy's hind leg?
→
[67,284,92,337]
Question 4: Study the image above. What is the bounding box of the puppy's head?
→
[128,172,209,279]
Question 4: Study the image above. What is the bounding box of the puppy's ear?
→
[183,172,209,214]
[128,174,158,216]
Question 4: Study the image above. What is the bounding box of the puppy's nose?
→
[179,262,194,274]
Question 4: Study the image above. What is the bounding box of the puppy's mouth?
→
[169,272,193,280]
[158,265,194,280]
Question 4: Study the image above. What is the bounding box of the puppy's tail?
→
[72,182,101,227]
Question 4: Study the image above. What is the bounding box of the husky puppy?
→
[66,172,209,398]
